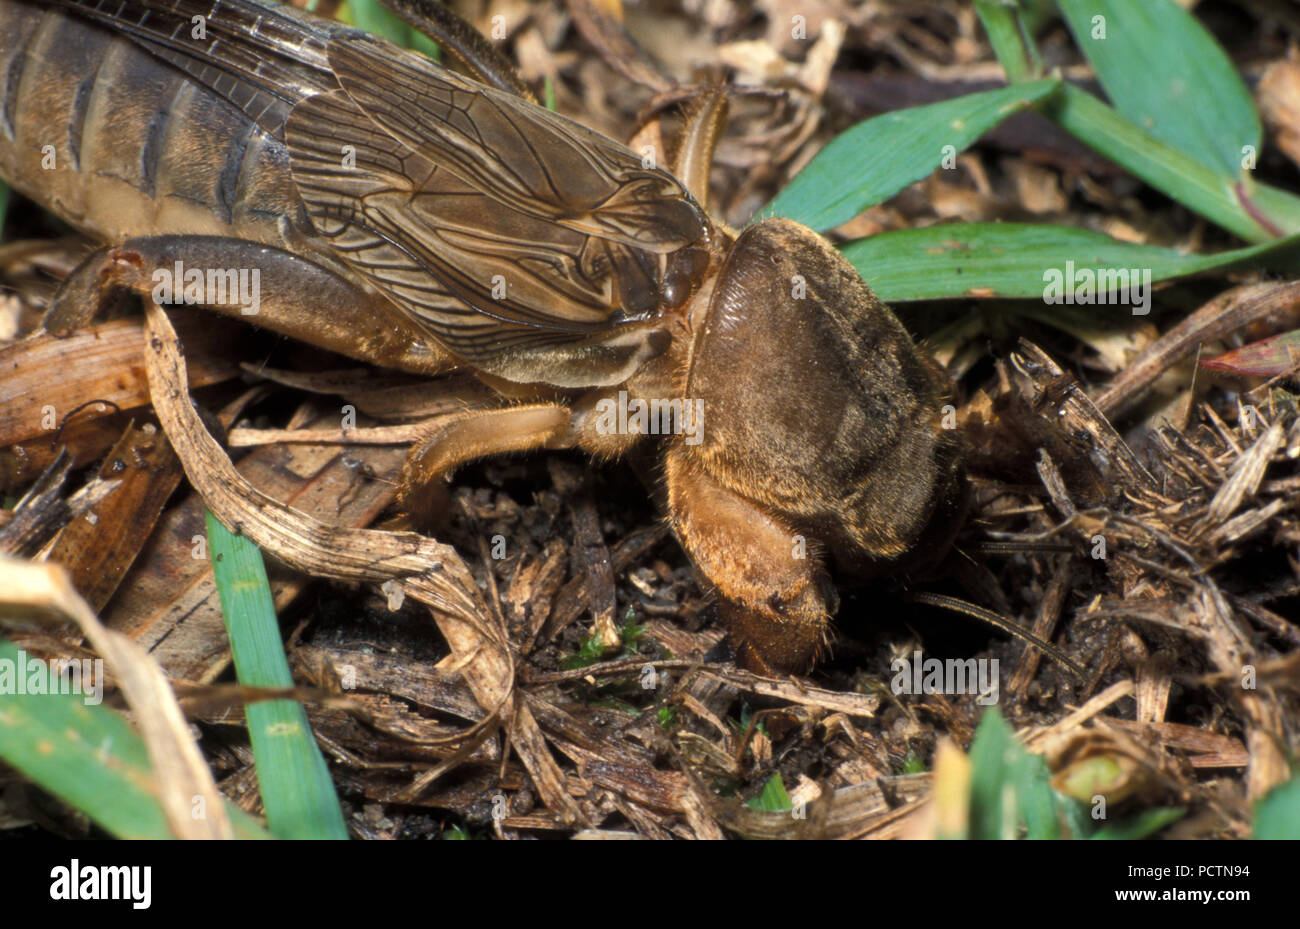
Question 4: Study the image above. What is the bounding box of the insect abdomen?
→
[0,1,301,249]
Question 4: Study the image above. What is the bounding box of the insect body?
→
[0,0,966,673]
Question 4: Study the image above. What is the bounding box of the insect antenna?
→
[907,591,1086,682]
[965,540,1074,556]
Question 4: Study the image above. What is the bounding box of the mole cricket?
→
[0,0,970,673]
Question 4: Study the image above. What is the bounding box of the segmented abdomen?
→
[0,0,303,248]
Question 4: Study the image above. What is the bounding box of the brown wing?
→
[49,0,709,387]
[322,35,703,253]
[283,34,707,385]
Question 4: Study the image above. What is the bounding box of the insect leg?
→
[40,236,456,376]
[399,403,573,523]
[666,448,836,674]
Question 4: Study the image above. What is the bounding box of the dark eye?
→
[662,271,689,308]
[661,246,709,308]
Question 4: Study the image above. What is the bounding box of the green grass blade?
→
[967,709,1077,839]
[973,1,1037,83]
[1014,750,1061,839]
[206,510,348,840]
[1254,775,1300,839]
[976,6,1300,239]
[1045,85,1279,242]
[343,0,439,59]
[841,222,1300,302]
[341,0,439,58]
[1057,793,1093,839]
[0,637,269,839]
[1056,0,1259,179]
[1091,807,1186,840]
[761,80,1059,231]
[968,709,1017,839]
[342,0,415,47]
[1243,181,1300,237]
[747,773,794,812]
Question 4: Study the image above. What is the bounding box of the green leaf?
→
[975,6,1300,239]
[1254,775,1300,839]
[560,629,614,669]
[1014,750,1061,839]
[0,637,269,839]
[973,1,1041,83]
[1092,807,1186,840]
[1044,85,1281,242]
[342,0,439,58]
[207,511,349,840]
[841,222,1300,302]
[747,773,793,812]
[1242,181,1300,238]
[343,0,413,46]
[968,708,1018,839]
[1057,793,1094,840]
[967,708,1076,839]
[762,80,1060,232]
[1056,0,1259,179]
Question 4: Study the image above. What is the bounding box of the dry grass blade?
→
[680,761,931,839]
[226,422,432,447]
[1094,281,1300,416]
[46,422,183,611]
[140,302,583,823]
[0,451,120,558]
[698,666,881,716]
[0,556,232,839]
[0,311,243,448]
[1196,421,1284,534]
